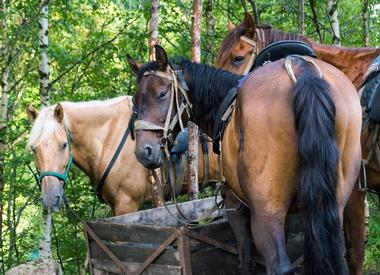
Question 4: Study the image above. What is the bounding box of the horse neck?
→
[182,61,242,136]
[62,96,132,181]
[310,42,380,89]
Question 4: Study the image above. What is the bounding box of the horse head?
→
[27,103,72,212]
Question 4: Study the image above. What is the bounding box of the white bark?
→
[328,0,340,45]
[39,1,50,105]
[0,0,9,268]
[149,0,159,62]
[39,212,52,260]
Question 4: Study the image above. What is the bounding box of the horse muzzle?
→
[135,142,163,169]
[40,178,64,212]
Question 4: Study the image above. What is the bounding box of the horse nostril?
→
[55,195,61,206]
[144,144,153,158]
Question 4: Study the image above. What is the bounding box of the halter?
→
[36,134,73,187]
[240,35,259,75]
[134,66,193,158]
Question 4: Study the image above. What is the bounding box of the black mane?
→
[136,59,242,133]
[180,60,242,130]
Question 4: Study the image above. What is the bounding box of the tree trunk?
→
[204,0,214,65]
[148,0,164,207]
[328,0,340,45]
[247,0,259,24]
[362,0,369,47]
[309,0,323,43]
[298,0,304,35]
[39,0,50,105]
[149,0,159,61]
[188,0,202,201]
[0,0,9,271]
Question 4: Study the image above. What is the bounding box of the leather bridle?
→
[134,66,193,158]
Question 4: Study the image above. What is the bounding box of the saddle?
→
[251,40,316,71]
[360,54,380,122]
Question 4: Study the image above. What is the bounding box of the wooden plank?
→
[86,222,175,244]
[177,230,192,275]
[186,230,238,255]
[83,227,94,275]
[133,231,179,275]
[92,259,181,275]
[97,197,222,227]
[90,241,179,266]
[84,223,131,274]
[191,247,239,275]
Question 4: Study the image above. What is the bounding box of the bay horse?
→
[128,45,362,275]
[216,13,378,274]
[27,96,220,215]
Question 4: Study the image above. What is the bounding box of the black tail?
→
[293,61,346,275]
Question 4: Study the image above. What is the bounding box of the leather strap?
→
[95,108,138,199]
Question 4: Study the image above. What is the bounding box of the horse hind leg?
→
[224,188,255,274]
[344,188,365,275]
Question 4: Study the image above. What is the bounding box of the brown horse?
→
[27,96,220,215]
[216,13,378,275]
[128,45,361,275]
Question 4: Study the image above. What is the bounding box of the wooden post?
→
[149,0,159,61]
[178,229,192,275]
[188,0,202,201]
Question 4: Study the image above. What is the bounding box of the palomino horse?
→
[128,45,362,275]
[27,96,220,215]
[216,13,378,274]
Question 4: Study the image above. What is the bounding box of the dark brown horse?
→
[216,13,378,275]
[128,45,362,275]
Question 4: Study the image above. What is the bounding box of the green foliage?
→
[1,0,380,274]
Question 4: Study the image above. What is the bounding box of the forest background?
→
[0,0,379,274]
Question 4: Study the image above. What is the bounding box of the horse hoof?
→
[275,263,294,275]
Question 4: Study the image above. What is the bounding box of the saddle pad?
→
[361,71,380,121]
[251,40,315,71]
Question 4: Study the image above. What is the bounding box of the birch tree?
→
[0,0,9,270]
[363,0,369,47]
[204,0,214,64]
[188,0,202,201]
[39,0,50,105]
[328,0,340,45]
[148,0,164,207]
[149,0,159,62]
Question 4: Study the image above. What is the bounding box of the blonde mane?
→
[27,96,132,149]
[27,105,71,149]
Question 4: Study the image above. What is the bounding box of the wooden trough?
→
[84,197,304,275]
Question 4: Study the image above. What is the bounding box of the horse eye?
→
[61,143,67,150]
[158,90,167,99]
[234,56,245,62]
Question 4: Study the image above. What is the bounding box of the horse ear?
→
[228,20,236,31]
[243,12,256,38]
[54,103,64,123]
[155,45,168,71]
[26,104,38,122]
[127,54,141,76]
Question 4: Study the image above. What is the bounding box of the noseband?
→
[36,134,73,187]
[134,66,192,157]
[240,35,259,75]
